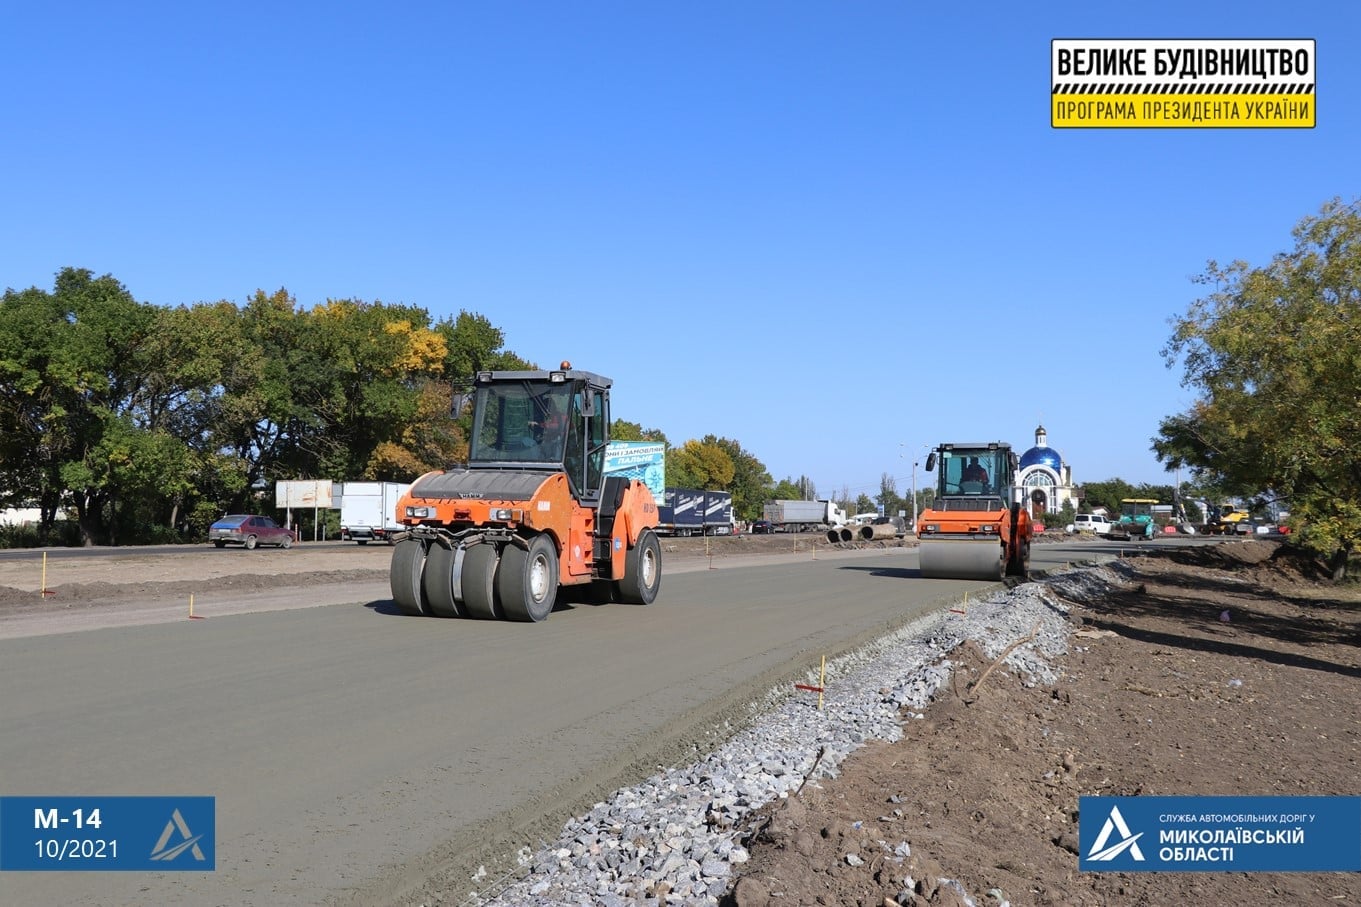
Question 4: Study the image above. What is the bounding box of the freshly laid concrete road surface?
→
[0,541,1119,906]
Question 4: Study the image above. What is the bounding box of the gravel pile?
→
[469,566,1123,907]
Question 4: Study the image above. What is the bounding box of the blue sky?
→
[3,2,1356,499]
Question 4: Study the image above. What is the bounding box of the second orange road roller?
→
[915,441,1032,581]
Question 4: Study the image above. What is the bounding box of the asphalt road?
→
[0,539,1156,906]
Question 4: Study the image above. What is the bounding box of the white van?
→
[1069,514,1113,535]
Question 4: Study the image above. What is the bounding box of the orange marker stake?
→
[40,551,55,597]
[794,655,828,710]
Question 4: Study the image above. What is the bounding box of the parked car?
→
[209,514,296,549]
[873,515,909,538]
[1068,514,1113,535]
[750,519,775,534]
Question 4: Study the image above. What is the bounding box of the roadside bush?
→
[0,523,40,549]
[0,520,82,548]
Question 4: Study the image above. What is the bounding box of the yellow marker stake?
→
[818,655,826,711]
[41,551,47,597]
[189,593,194,619]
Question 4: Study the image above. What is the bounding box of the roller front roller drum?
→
[917,539,1007,581]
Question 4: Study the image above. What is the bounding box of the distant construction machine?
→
[915,441,1032,581]
[1105,498,1160,541]
[388,362,662,622]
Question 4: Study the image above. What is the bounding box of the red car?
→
[209,514,296,549]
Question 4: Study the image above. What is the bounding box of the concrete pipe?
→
[826,528,842,544]
[859,522,897,541]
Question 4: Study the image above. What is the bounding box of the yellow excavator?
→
[915,441,1032,581]
[1203,503,1252,536]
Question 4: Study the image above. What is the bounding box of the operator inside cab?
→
[960,456,989,493]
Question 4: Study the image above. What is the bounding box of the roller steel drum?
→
[917,539,1006,581]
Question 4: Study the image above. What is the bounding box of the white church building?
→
[1016,425,1077,521]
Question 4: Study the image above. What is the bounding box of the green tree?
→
[610,420,668,444]
[1048,500,1077,530]
[0,284,67,535]
[706,436,771,520]
[435,310,532,378]
[666,439,734,490]
[876,472,902,518]
[770,478,810,500]
[1155,198,1361,577]
[0,269,168,544]
[1078,479,1140,515]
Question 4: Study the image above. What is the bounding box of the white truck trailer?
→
[339,481,411,544]
[762,499,848,533]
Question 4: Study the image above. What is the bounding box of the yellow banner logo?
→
[1051,39,1315,128]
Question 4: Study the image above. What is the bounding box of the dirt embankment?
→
[725,540,1361,906]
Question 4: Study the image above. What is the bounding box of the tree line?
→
[0,268,534,545]
[0,268,794,545]
[9,193,1358,574]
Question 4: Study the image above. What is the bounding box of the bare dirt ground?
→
[726,539,1361,907]
[4,534,1357,907]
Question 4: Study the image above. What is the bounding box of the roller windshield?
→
[936,447,1009,497]
[469,381,575,464]
[1120,499,1157,519]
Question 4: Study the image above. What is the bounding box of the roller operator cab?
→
[389,362,662,622]
[915,442,1032,581]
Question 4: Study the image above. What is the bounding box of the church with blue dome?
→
[1016,425,1076,521]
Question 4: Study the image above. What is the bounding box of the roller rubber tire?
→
[498,534,558,622]
[461,543,501,620]
[422,543,463,618]
[618,530,662,605]
[390,538,431,616]
[1005,505,1027,579]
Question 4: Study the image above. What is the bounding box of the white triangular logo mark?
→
[1087,805,1145,861]
[150,808,206,862]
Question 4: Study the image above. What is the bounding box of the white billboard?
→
[275,480,334,508]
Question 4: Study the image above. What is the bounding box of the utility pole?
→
[912,458,918,529]
[910,442,931,529]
